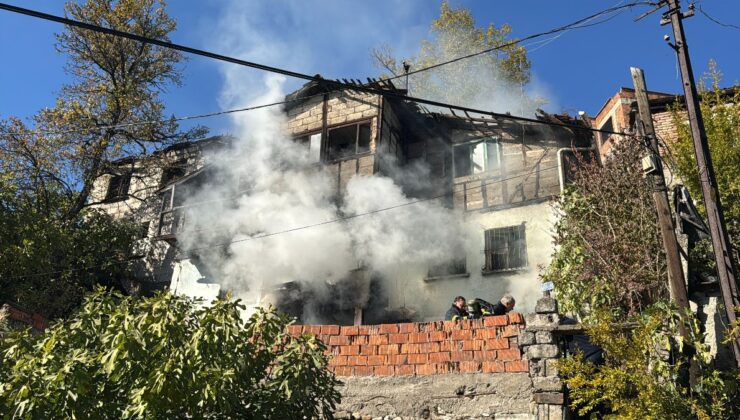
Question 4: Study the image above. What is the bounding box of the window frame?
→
[424,257,469,281]
[482,223,528,274]
[293,131,323,163]
[452,137,501,178]
[326,120,373,162]
[105,172,132,202]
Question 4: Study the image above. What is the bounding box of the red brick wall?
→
[288,313,527,377]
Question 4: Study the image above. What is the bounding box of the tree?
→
[372,1,531,109]
[1,0,204,221]
[0,290,341,418]
[669,61,740,266]
[541,140,668,319]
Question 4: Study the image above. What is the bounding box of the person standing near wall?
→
[445,296,469,320]
[491,294,516,315]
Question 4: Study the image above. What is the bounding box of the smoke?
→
[175,1,555,320]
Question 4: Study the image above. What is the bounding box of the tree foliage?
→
[0,290,341,418]
[0,177,137,319]
[558,304,739,419]
[669,61,740,265]
[541,140,668,319]
[372,1,531,108]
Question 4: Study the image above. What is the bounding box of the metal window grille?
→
[483,224,528,272]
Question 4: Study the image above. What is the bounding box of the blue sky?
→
[1,0,739,135]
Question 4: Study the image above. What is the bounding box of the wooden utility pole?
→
[660,0,740,366]
[630,67,690,320]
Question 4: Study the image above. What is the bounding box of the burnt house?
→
[90,80,594,321]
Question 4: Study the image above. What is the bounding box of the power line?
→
[3,160,568,280]
[0,2,629,138]
[698,4,740,30]
[383,1,653,82]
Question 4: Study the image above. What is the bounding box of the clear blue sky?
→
[1,0,738,135]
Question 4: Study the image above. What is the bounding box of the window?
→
[427,257,467,279]
[327,121,371,160]
[453,138,500,177]
[599,117,614,145]
[105,172,131,201]
[295,132,322,163]
[161,163,187,186]
[483,224,528,272]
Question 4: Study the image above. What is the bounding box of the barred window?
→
[483,224,528,272]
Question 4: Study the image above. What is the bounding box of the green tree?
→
[0,290,341,418]
[669,61,740,266]
[372,1,531,108]
[541,140,668,319]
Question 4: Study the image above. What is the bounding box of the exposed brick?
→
[443,320,459,331]
[501,325,521,338]
[435,363,452,374]
[400,343,420,354]
[333,366,353,376]
[418,342,440,353]
[320,325,340,335]
[458,319,475,330]
[317,334,332,344]
[340,326,359,336]
[388,354,407,365]
[379,324,399,334]
[483,316,508,327]
[459,361,482,373]
[398,323,416,333]
[360,345,377,356]
[389,333,409,344]
[416,322,434,332]
[287,325,303,335]
[485,338,510,350]
[482,361,506,373]
[409,332,429,343]
[474,350,498,361]
[358,325,372,335]
[349,335,366,345]
[415,364,437,376]
[304,325,322,334]
[450,351,474,362]
[505,360,529,372]
[408,353,428,364]
[429,331,447,341]
[395,364,414,376]
[498,348,521,361]
[451,329,473,340]
[438,341,458,352]
[339,345,360,356]
[474,328,498,340]
[508,312,525,324]
[461,340,482,351]
[367,355,386,366]
[368,334,389,345]
[429,352,451,363]
[328,335,350,346]
[355,366,374,376]
[328,355,348,366]
[378,344,400,355]
[346,355,367,366]
[374,365,394,376]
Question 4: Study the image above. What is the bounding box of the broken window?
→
[105,172,131,201]
[161,162,187,186]
[427,257,467,279]
[452,138,500,177]
[483,224,528,272]
[599,117,614,145]
[295,132,322,162]
[327,121,371,160]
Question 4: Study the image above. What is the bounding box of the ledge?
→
[423,272,470,282]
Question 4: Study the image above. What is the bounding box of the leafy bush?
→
[0,289,341,418]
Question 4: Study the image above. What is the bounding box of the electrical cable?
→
[699,4,740,31]
[0,2,632,139]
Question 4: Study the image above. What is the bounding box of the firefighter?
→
[491,294,516,315]
[445,296,469,321]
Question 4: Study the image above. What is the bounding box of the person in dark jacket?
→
[491,294,516,315]
[445,296,469,320]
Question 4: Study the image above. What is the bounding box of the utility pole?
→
[659,0,740,366]
[630,67,690,321]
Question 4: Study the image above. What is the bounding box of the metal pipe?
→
[557,145,595,192]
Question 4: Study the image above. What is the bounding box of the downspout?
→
[557,145,595,192]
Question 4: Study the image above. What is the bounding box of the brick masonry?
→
[288,313,528,377]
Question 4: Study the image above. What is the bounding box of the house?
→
[89,80,594,323]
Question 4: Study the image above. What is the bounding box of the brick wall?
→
[288,313,528,377]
